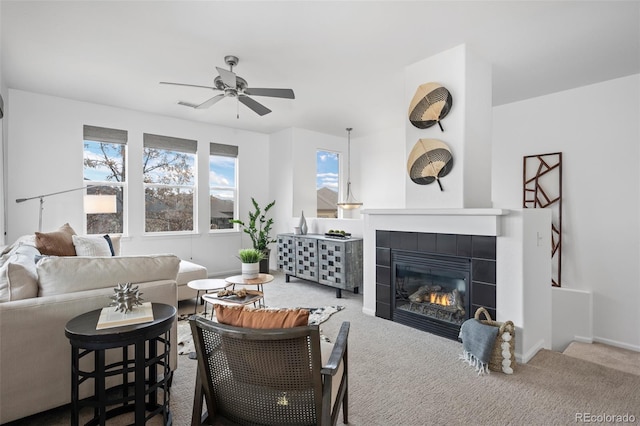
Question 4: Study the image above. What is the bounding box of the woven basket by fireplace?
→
[474,308,516,373]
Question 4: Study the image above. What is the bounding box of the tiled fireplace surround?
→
[375,230,497,340]
[361,208,552,363]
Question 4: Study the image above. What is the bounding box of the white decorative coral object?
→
[109,282,144,313]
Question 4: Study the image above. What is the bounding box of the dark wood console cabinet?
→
[277,233,363,298]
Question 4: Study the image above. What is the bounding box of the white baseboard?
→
[518,339,546,364]
[573,335,594,344]
[362,307,375,316]
[593,336,640,352]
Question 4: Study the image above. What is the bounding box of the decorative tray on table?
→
[205,289,263,304]
[324,230,352,239]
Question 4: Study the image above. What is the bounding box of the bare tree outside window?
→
[143,146,195,232]
[83,140,125,234]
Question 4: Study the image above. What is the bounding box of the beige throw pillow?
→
[35,223,77,256]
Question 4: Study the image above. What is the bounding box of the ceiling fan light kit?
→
[160,55,295,117]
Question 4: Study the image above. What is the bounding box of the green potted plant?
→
[230,198,276,273]
[238,248,266,279]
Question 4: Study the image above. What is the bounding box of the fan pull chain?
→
[237,97,240,119]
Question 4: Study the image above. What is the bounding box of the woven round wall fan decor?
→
[408,83,453,131]
[407,138,453,191]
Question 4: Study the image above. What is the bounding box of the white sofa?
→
[176,259,208,301]
[0,241,181,424]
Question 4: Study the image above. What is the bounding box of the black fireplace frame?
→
[392,251,471,340]
[376,230,497,341]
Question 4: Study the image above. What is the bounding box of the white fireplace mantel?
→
[362,208,507,216]
[362,208,509,237]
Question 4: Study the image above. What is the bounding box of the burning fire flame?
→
[429,292,452,306]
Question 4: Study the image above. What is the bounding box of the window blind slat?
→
[210,143,238,158]
[83,125,128,144]
[143,133,197,154]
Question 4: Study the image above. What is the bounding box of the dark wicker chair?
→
[189,316,350,426]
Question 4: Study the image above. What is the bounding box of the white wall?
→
[497,208,552,362]
[551,287,593,351]
[269,126,361,232]
[6,89,270,276]
[357,126,405,210]
[492,74,640,351]
[0,2,6,246]
[269,127,295,238]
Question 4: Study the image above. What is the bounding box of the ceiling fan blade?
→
[196,94,225,109]
[238,95,272,116]
[244,88,295,99]
[178,101,200,108]
[160,81,218,90]
[216,67,236,89]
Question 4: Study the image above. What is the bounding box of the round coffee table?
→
[187,278,229,315]
[202,289,264,318]
[225,273,274,306]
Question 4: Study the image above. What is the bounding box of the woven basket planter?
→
[474,307,516,373]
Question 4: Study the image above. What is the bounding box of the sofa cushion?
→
[214,305,309,329]
[0,244,39,302]
[35,223,77,256]
[1,235,36,256]
[176,260,208,286]
[72,235,112,256]
[37,254,180,297]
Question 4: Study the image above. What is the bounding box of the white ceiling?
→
[2,1,639,138]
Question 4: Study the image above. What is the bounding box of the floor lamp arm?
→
[16,185,100,232]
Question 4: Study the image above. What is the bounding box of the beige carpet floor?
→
[563,341,640,377]
[9,271,640,425]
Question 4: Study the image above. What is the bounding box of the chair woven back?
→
[191,316,325,425]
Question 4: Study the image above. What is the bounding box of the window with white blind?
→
[209,143,238,231]
[143,133,197,233]
[83,125,127,234]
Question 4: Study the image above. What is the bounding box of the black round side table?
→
[65,303,176,426]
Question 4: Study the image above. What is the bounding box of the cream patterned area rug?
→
[177,305,344,356]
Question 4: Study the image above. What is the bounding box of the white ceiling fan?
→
[160,55,295,116]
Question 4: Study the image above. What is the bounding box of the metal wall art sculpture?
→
[523,152,563,287]
[408,83,453,131]
[407,139,453,191]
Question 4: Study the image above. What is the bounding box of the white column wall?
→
[404,44,492,209]
[492,74,640,351]
[356,126,405,210]
[6,89,270,276]
[405,45,466,208]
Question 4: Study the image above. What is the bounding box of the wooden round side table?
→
[225,273,274,306]
[187,278,228,315]
[64,303,176,426]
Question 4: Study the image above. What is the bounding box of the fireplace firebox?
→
[376,230,497,340]
[394,252,470,338]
